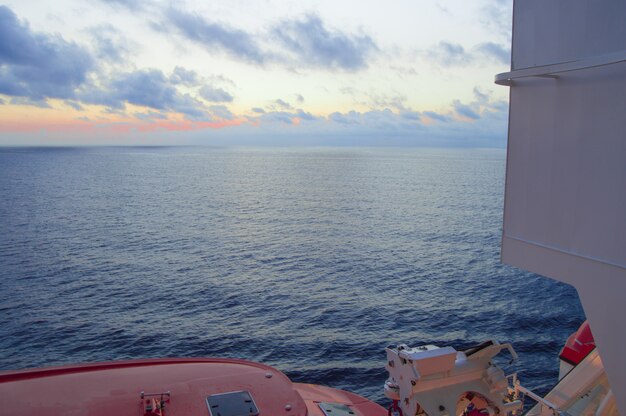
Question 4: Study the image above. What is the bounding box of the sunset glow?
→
[0,0,512,146]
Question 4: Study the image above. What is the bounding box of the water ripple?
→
[0,146,585,403]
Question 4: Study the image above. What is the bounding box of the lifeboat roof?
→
[0,357,309,416]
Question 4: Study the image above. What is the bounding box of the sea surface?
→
[0,146,585,404]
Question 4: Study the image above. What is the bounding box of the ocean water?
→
[0,146,585,404]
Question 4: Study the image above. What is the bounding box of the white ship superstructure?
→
[497,0,626,413]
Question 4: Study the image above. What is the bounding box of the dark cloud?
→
[164,8,266,64]
[273,14,377,71]
[0,97,4,105]
[110,69,177,109]
[475,42,510,65]
[0,6,94,100]
[172,94,207,119]
[81,68,208,119]
[10,97,51,108]
[199,85,234,102]
[471,87,508,113]
[160,10,376,71]
[295,94,304,103]
[170,66,199,86]
[273,98,293,110]
[473,87,490,104]
[296,109,317,121]
[401,111,421,121]
[251,107,266,114]
[453,100,480,120]
[423,111,451,123]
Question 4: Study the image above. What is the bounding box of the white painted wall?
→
[501,1,626,413]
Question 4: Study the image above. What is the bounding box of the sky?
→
[0,0,512,146]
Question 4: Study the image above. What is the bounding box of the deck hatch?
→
[318,402,355,416]
[206,391,259,416]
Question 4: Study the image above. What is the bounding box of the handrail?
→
[515,382,563,416]
[495,50,626,85]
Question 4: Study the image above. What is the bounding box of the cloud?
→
[199,85,234,102]
[273,98,293,110]
[428,41,471,66]
[0,5,94,100]
[169,66,199,86]
[160,9,376,72]
[327,108,420,130]
[250,107,317,125]
[339,86,408,112]
[97,0,145,11]
[134,110,167,121]
[259,111,296,124]
[329,111,360,125]
[164,8,266,64]
[81,68,209,119]
[10,97,52,108]
[389,65,418,78]
[208,105,233,120]
[448,88,507,122]
[88,25,132,64]
[427,40,510,67]
[401,111,421,121]
[273,14,377,71]
[64,100,84,111]
[473,87,489,104]
[475,42,510,65]
[295,109,317,121]
[453,100,480,120]
[423,111,451,123]
[480,0,513,40]
[207,74,236,88]
[109,69,177,109]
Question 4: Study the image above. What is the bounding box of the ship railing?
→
[494,50,626,86]
[510,376,567,416]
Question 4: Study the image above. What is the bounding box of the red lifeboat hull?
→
[0,357,386,416]
[559,320,595,367]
